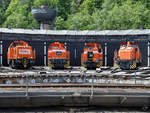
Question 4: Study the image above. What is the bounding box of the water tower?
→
[31,5,57,30]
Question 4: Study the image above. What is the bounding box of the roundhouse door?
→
[67,42,84,66]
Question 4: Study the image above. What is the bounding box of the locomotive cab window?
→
[52,45,59,48]
[11,43,23,47]
[121,45,127,47]
[130,45,136,48]
[84,45,94,49]
[49,45,59,49]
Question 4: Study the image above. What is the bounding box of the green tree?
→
[55,16,66,30]
[2,0,38,28]
[80,0,103,14]
[65,10,93,30]
[33,0,58,8]
[1,0,150,30]
[91,0,150,30]
[0,0,10,26]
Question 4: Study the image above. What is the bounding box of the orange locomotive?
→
[81,43,103,68]
[114,42,142,69]
[7,41,35,68]
[48,42,70,68]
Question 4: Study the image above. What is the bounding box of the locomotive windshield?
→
[49,45,59,49]
[121,45,127,47]
[129,45,136,48]
[121,44,136,48]
[49,45,65,49]
[11,43,23,47]
[84,45,94,49]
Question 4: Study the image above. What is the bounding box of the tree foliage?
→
[0,0,10,26]
[1,0,150,30]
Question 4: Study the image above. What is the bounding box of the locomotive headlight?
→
[18,55,20,59]
[30,55,32,58]
[89,54,93,57]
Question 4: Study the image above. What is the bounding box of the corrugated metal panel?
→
[1,28,150,36]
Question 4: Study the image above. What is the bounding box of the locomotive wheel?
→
[81,62,86,68]
[23,60,28,69]
[64,61,70,68]
[97,61,103,68]
[48,61,54,68]
[114,62,120,68]
[130,61,137,69]
[11,60,16,69]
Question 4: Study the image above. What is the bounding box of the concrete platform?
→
[0,88,150,107]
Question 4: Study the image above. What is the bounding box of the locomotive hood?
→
[119,45,136,60]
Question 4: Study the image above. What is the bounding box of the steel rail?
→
[0,83,150,88]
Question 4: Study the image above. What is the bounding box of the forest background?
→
[0,0,150,30]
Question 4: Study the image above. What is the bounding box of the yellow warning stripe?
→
[130,61,136,69]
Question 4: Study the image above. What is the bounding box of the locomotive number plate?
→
[56,51,62,55]
[19,49,31,54]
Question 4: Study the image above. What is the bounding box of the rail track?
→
[1,66,150,85]
[0,83,150,89]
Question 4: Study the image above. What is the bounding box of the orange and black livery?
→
[81,43,103,68]
[7,41,36,69]
[48,42,70,68]
[114,42,142,69]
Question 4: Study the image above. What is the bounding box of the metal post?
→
[148,42,150,67]
[44,42,47,66]
[134,71,136,84]
[74,48,76,59]
[26,74,29,97]
[91,73,94,98]
[0,41,3,66]
[105,43,107,67]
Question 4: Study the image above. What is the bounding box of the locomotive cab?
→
[81,43,103,68]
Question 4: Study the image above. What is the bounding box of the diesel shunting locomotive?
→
[48,42,70,68]
[114,42,142,69]
[81,43,103,68]
[7,41,35,69]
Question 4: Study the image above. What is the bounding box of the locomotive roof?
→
[1,28,150,36]
[50,42,65,46]
[85,43,101,46]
